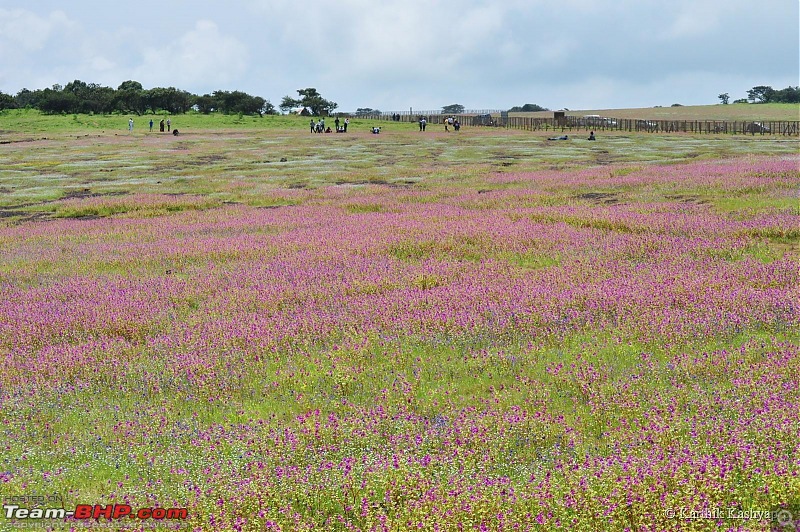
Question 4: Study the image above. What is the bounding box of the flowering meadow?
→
[0,126,798,531]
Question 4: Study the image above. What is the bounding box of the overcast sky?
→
[1,0,798,112]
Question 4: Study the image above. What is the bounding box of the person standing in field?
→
[128,118,134,132]
[334,116,340,131]
[344,118,349,132]
[160,119,165,132]
[149,118,154,132]
[167,118,171,132]
[310,119,315,133]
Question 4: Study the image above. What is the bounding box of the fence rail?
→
[344,112,799,136]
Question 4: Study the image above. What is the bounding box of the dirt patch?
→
[665,194,709,205]
[61,189,127,201]
[575,192,620,205]
[0,137,47,145]
[182,154,226,167]
[594,150,619,166]
[0,211,52,224]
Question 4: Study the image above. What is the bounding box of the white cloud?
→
[134,20,249,90]
[659,2,720,40]
[0,8,75,52]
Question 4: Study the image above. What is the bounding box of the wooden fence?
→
[355,112,800,136]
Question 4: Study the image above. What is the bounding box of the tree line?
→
[0,80,345,116]
[718,85,800,105]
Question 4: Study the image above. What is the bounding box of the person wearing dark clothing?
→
[588,131,596,140]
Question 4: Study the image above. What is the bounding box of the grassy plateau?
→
[0,109,799,531]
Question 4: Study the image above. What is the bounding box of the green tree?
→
[355,108,379,116]
[64,80,115,113]
[441,103,465,114]
[261,100,277,115]
[0,91,16,110]
[38,88,78,114]
[194,94,216,114]
[281,88,337,116]
[747,85,775,103]
[279,95,301,113]
[508,103,548,112]
[718,93,730,105]
[773,86,800,103]
[115,80,146,115]
[15,88,40,108]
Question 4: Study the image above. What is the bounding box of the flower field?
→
[0,125,798,531]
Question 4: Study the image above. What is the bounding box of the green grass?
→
[1,112,797,221]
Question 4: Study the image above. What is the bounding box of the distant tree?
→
[279,89,336,116]
[441,103,465,114]
[62,80,115,113]
[747,85,775,103]
[355,108,379,116]
[38,88,78,114]
[194,94,216,114]
[508,103,549,112]
[261,100,277,115]
[773,86,800,103]
[118,80,143,92]
[279,95,301,113]
[732,98,749,104]
[146,87,193,114]
[86,84,116,113]
[249,96,267,116]
[15,88,39,108]
[0,91,15,110]
[115,80,146,115]
[298,88,337,116]
[718,93,730,105]
[671,103,683,107]
[209,90,269,115]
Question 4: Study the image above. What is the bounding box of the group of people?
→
[547,131,596,141]
[128,117,175,134]
[150,118,171,132]
[128,115,596,141]
[444,117,460,131]
[311,117,350,133]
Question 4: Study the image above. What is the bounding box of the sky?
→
[1,0,798,113]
